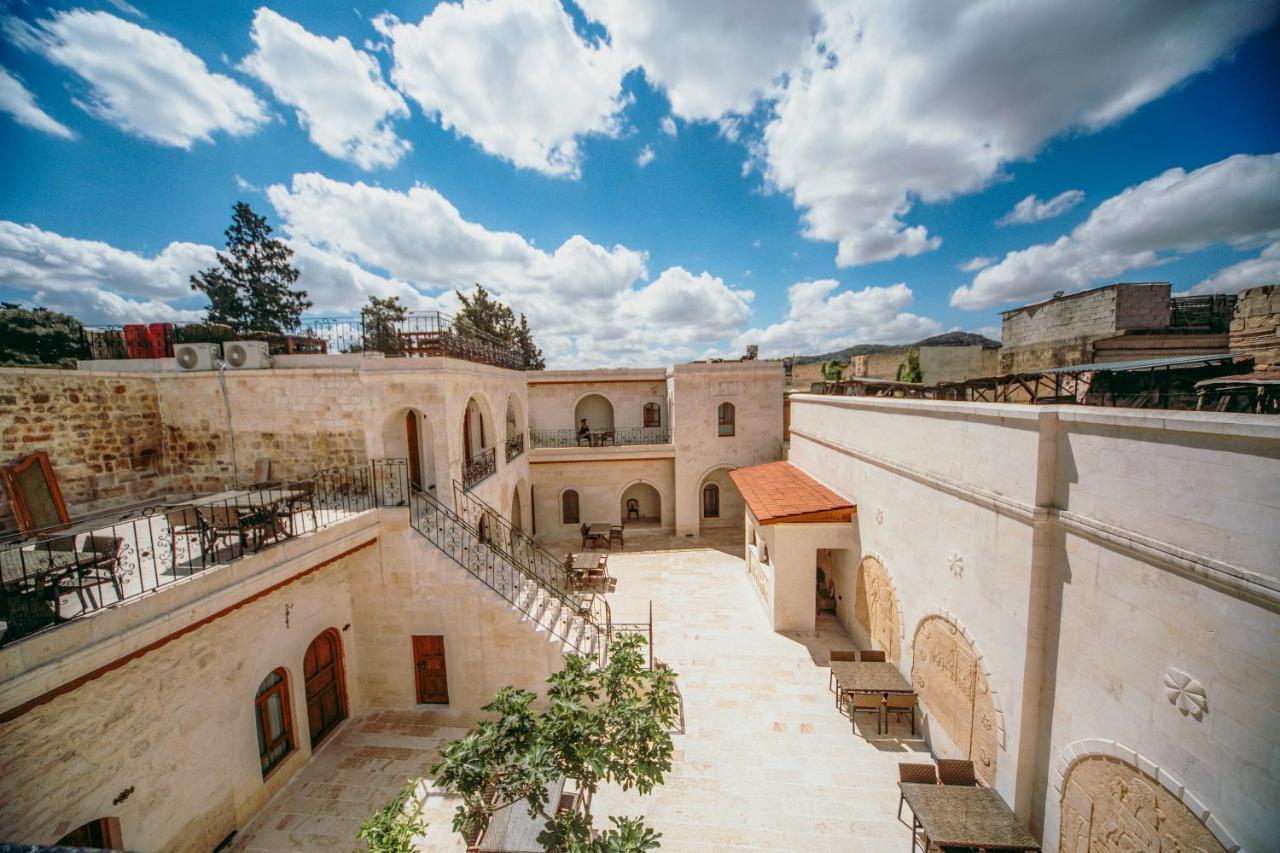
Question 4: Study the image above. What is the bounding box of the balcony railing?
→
[529,426,672,449]
[78,310,530,371]
[462,446,497,489]
[505,432,525,462]
[0,459,408,649]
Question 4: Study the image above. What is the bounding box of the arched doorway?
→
[910,614,999,785]
[620,482,660,528]
[574,393,614,434]
[303,628,347,748]
[505,393,524,460]
[698,467,743,533]
[1059,755,1228,852]
[57,818,122,849]
[462,396,488,460]
[510,488,523,532]
[383,408,435,493]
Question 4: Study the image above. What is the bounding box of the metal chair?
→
[937,758,978,786]
[844,691,883,736]
[609,524,624,551]
[886,692,918,736]
[69,535,126,607]
[626,498,640,520]
[897,762,938,823]
[828,649,856,692]
[860,648,886,662]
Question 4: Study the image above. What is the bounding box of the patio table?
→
[475,776,565,852]
[830,661,912,694]
[569,552,607,573]
[898,782,1040,851]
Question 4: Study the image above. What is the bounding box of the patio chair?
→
[886,692,918,736]
[601,430,616,446]
[69,535,126,606]
[937,758,978,786]
[828,649,857,692]
[198,505,246,554]
[580,523,593,549]
[609,524,623,551]
[860,649,886,662]
[165,506,204,568]
[281,479,317,535]
[897,762,938,822]
[844,690,883,736]
[626,498,640,520]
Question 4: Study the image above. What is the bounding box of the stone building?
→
[1228,284,1280,369]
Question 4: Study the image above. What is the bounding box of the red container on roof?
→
[147,323,175,358]
[123,324,151,359]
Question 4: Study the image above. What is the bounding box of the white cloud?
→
[635,145,655,168]
[373,0,629,178]
[578,0,817,121]
[17,10,266,147]
[263,173,756,365]
[1187,242,1280,295]
[0,66,74,138]
[734,280,940,357]
[953,153,1280,309]
[959,256,994,272]
[996,189,1084,226]
[286,241,452,314]
[240,8,409,170]
[660,115,677,137]
[760,0,1278,266]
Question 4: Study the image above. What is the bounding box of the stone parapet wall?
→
[1001,284,1169,350]
[1228,284,1279,369]
[0,369,170,529]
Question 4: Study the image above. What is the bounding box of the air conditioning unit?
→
[223,341,271,369]
[174,342,220,371]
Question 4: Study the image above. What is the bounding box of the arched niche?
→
[1059,754,1228,852]
[910,613,1000,785]
[574,393,614,431]
[620,481,660,526]
[461,395,493,460]
[853,555,902,665]
[382,408,436,491]
[698,465,743,532]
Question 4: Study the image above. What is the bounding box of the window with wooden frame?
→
[561,490,580,525]
[702,483,720,518]
[717,402,736,437]
[642,402,661,428]
[255,668,295,776]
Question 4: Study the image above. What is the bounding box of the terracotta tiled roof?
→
[729,461,855,525]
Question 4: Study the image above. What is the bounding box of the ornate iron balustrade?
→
[0,460,406,648]
[462,446,497,490]
[409,485,605,659]
[505,433,525,462]
[529,426,672,449]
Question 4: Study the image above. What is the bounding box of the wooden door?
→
[406,411,422,488]
[412,635,449,704]
[304,629,347,747]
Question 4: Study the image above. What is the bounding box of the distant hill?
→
[795,331,1000,365]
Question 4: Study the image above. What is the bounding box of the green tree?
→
[515,312,546,370]
[0,303,84,367]
[895,348,923,383]
[821,359,844,381]
[357,779,428,853]
[426,634,678,851]
[360,294,409,354]
[454,283,516,342]
[190,202,312,334]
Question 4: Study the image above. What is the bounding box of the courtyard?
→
[231,529,928,852]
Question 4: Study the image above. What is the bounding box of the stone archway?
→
[853,555,902,665]
[910,613,1000,785]
[1059,754,1228,852]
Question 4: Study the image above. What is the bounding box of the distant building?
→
[998,282,1234,373]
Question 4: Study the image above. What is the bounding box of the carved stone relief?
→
[910,615,997,785]
[853,555,900,664]
[948,551,964,578]
[1058,756,1225,853]
[1162,668,1208,720]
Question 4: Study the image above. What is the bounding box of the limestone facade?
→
[784,393,1280,851]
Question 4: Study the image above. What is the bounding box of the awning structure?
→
[729,461,855,525]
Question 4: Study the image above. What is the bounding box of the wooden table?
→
[898,783,1040,851]
[830,661,912,694]
[568,552,607,573]
[475,777,565,852]
[582,522,612,547]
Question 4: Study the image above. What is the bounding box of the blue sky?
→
[1,0,1278,366]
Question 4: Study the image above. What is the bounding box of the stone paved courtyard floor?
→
[233,529,930,851]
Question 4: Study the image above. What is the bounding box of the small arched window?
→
[702,483,720,518]
[562,490,580,525]
[255,668,295,776]
[749,526,757,546]
[643,402,661,428]
[760,543,769,564]
[717,402,735,437]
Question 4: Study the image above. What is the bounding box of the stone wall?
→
[853,346,999,383]
[0,369,171,530]
[529,456,676,533]
[527,370,670,433]
[786,394,1280,852]
[1229,284,1279,369]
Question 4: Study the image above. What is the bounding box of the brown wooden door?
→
[304,629,347,747]
[413,635,449,704]
[406,410,422,488]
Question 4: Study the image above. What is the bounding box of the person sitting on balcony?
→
[577,418,591,445]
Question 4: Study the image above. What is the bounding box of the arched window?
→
[562,490,580,525]
[717,402,735,437]
[749,526,757,546]
[760,543,769,564]
[255,668,294,775]
[702,483,720,518]
[643,402,661,428]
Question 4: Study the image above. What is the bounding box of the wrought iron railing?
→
[462,447,497,489]
[0,459,407,648]
[409,484,606,658]
[78,310,531,371]
[505,432,525,463]
[529,426,672,449]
